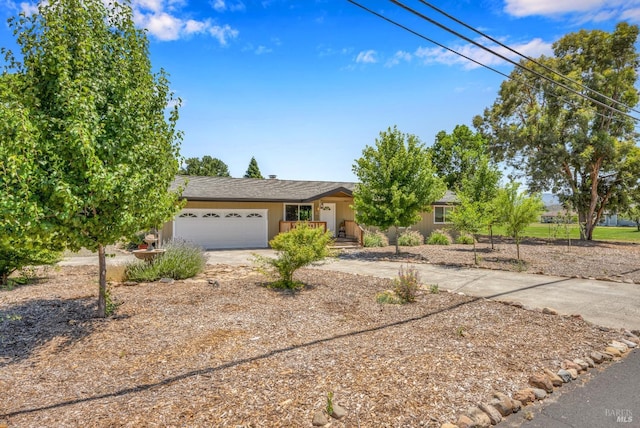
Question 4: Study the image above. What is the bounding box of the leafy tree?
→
[0,75,63,285]
[4,0,182,316]
[429,125,488,191]
[352,126,446,255]
[244,156,264,179]
[622,204,640,231]
[253,223,333,289]
[179,156,230,177]
[478,23,640,240]
[495,182,544,261]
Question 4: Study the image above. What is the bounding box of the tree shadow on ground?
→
[0,297,97,367]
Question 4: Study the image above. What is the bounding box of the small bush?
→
[393,265,420,303]
[375,290,402,304]
[125,239,206,282]
[397,229,424,246]
[253,223,333,289]
[427,230,451,245]
[455,234,475,245]
[429,284,439,294]
[363,230,389,247]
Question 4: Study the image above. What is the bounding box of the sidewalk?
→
[314,258,640,331]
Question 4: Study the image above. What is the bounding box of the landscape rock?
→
[620,338,637,348]
[557,369,572,383]
[457,414,475,428]
[561,359,582,372]
[312,410,329,426]
[543,368,564,387]
[440,424,458,428]
[542,307,558,315]
[478,402,502,425]
[467,406,492,428]
[567,368,578,380]
[511,399,522,413]
[584,357,596,368]
[573,359,589,371]
[529,374,553,393]
[159,277,174,284]
[601,351,614,361]
[530,388,547,400]
[610,341,629,353]
[330,404,346,420]
[513,389,536,405]
[590,351,605,364]
[490,392,514,417]
[605,347,622,357]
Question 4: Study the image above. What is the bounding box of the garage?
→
[173,209,268,249]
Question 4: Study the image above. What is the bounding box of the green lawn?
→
[487,223,640,243]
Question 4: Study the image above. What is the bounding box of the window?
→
[434,206,453,223]
[285,204,313,221]
[203,213,220,218]
[247,213,263,218]
[225,213,242,218]
[178,212,197,218]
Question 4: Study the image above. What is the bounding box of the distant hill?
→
[541,193,559,206]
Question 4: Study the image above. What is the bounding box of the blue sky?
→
[2,0,640,182]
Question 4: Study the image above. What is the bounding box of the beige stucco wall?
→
[164,197,356,244]
[375,206,453,243]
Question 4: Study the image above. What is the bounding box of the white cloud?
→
[385,50,412,67]
[355,49,377,64]
[209,24,238,45]
[504,0,640,23]
[415,37,552,70]
[254,45,272,55]
[211,0,245,12]
[132,0,239,43]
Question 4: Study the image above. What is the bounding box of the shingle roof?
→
[172,175,355,202]
[172,175,457,204]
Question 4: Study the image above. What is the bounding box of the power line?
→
[415,0,640,116]
[388,0,639,122]
[346,0,632,123]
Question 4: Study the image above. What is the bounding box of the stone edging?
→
[440,307,640,428]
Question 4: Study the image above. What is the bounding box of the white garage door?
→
[174,209,268,249]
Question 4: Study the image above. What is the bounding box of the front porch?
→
[278,220,363,247]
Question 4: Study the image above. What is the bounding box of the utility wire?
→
[387,0,639,122]
[415,0,640,116]
[346,0,626,122]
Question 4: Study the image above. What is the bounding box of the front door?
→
[319,203,336,237]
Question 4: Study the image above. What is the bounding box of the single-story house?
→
[161,175,456,249]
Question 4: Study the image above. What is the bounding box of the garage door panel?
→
[174,209,268,249]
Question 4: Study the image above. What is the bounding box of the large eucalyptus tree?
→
[478,23,640,240]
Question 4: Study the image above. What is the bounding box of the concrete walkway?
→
[58,249,640,331]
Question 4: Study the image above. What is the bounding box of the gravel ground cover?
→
[1,237,632,427]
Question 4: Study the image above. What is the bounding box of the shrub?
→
[429,284,440,294]
[375,290,402,304]
[125,239,206,282]
[253,223,333,289]
[363,230,389,247]
[393,265,420,303]
[397,229,424,246]
[427,229,451,245]
[455,234,475,245]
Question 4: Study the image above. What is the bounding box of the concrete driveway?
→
[58,249,640,331]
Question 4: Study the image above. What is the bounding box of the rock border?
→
[440,309,640,428]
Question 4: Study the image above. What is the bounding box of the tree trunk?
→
[489,225,495,250]
[394,225,399,255]
[472,238,478,265]
[636,221,639,232]
[515,234,520,260]
[97,244,107,318]
[1,271,7,287]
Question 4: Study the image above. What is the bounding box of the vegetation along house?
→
[162,175,456,249]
